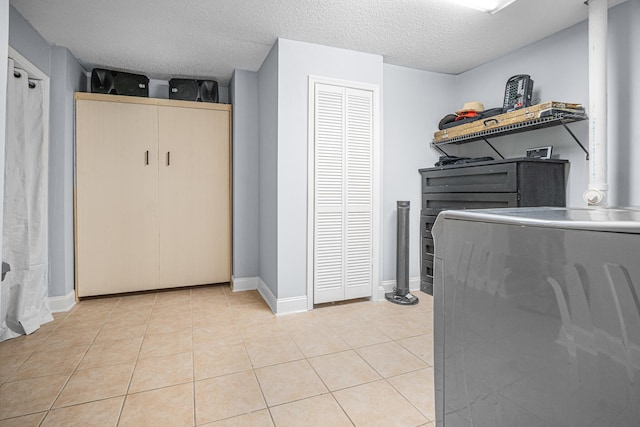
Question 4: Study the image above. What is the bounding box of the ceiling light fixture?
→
[447,0,518,14]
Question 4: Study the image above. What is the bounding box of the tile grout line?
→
[115,293,155,427]
[234,286,276,425]
[193,285,237,426]
[382,375,432,422]
[3,288,433,426]
[0,308,75,387]
[190,288,197,427]
[301,349,356,426]
[36,299,119,426]
[387,314,433,424]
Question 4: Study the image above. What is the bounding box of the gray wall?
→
[229,69,260,278]
[8,5,49,75]
[382,64,457,282]
[0,0,8,298]
[219,86,230,104]
[9,6,86,297]
[276,38,383,300]
[607,0,640,206]
[8,0,640,304]
[448,0,640,207]
[258,42,279,296]
[447,18,589,207]
[49,46,86,297]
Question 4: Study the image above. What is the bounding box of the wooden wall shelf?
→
[431,110,589,160]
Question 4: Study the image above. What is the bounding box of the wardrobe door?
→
[76,100,159,296]
[157,106,231,287]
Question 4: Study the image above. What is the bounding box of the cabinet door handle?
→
[145,150,149,165]
[167,151,171,166]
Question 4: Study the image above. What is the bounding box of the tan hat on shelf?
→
[455,101,485,115]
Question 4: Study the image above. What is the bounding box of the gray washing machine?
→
[432,207,640,426]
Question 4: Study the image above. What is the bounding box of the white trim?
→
[306,79,315,310]
[378,277,422,300]
[8,46,49,79]
[46,291,76,313]
[409,276,422,292]
[257,278,277,313]
[378,280,395,299]
[276,296,309,316]
[231,276,259,292]
[306,75,381,309]
[256,277,309,315]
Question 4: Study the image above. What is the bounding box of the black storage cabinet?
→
[419,158,567,295]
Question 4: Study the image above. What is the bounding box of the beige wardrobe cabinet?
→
[75,93,231,297]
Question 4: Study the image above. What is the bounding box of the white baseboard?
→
[257,278,277,313]
[46,290,76,313]
[378,277,421,300]
[276,295,309,316]
[256,278,309,316]
[231,276,259,292]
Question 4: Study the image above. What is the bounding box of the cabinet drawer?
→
[423,262,434,279]
[421,256,433,277]
[423,193,518,210]
[420,259,434,295]
[420,215,438,238]
[420,279,433,295]
[423,237,435,256]
[422,163,517,193]
[421,206,444,216]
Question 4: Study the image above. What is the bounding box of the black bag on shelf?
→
[435,156,494,167]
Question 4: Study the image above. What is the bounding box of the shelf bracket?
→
[482,138,505,159]
[432,144,450,157]
[559,118,589,160]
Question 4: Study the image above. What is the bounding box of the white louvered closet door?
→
[313,83,373,304]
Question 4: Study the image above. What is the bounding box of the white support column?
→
[584,0,608,206]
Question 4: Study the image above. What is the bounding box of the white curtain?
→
[0,58,52,341]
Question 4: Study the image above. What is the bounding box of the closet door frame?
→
[306,76,381,309]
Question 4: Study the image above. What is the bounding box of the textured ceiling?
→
[10,0,627,86]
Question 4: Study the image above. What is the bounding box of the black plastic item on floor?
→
[386,201,419,306]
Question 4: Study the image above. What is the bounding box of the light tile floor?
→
[0,285,434,426]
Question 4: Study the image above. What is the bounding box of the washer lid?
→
[436,207,640,234]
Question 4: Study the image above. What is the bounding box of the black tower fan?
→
[386,201,419,305]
